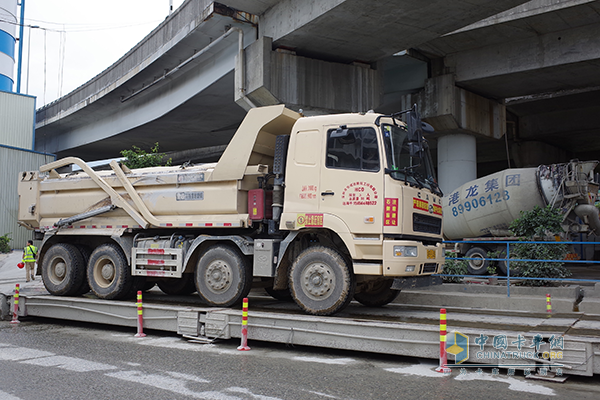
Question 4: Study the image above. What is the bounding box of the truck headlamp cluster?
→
[394,245,417,257]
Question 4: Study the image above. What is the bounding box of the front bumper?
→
[382,240,444,277]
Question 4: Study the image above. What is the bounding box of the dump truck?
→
[17,104,444,316]
[443,160,600,274]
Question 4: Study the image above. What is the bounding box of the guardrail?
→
[437,240,600,297]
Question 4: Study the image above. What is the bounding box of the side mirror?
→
[422,121,434,133]
[406,107,423,142]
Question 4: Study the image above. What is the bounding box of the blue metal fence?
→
[437,240,600,297]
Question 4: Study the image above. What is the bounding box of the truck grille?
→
[413,213,441,234]
[421,263,437,274]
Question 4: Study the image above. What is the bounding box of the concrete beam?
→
[237,37,382,113]
[403,75,505,139]
[446,22,600,99]
[260,0,532,62]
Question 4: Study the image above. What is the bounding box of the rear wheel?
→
[195,244,252,307]
[87,244,132,300]
[41,243,86,296]
[289,246,355,316]
[354,279,399,307]
[157,274,196,295]
[465,247,489,275]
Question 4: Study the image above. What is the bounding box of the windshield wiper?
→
[425,176,443,197]
[412,171,427,190]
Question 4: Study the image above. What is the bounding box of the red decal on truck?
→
[384,198,398,226]
[413,198,429,212]
[297,213,324,227]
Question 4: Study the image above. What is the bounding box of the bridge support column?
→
[235,37,382,114]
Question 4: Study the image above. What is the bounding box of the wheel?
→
[497,248,521,276]
[195,244,252,307]
[265,286,293,302]
[157,274,196,295]
[354,279,399,307]
[465,247,489,275]
[87,244,133,300]
[289,246,355,316]
[41,243,86,296]
[73,245,92,295]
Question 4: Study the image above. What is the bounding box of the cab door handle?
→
[321,191,335,196]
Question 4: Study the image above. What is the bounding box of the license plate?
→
[427,249,436,259]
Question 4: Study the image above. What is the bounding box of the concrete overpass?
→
[34,0,600,194]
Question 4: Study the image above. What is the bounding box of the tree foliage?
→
[0,233,11,253]
[508,206,570,286]
[120,142,172,169]
[442,251,468,283]
[509,205,564,238]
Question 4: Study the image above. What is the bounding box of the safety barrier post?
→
[546,293,552,315]
[10,284,20,325]
[237,297,250,351]
[134,291,146,337]
[435,308,451,373]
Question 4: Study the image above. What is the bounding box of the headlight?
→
[394,245,418,257]
[405,265,415,272]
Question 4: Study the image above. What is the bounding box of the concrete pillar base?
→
[438,134,477,195]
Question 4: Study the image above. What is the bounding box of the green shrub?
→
[0,233,11,253]
[508,206,570,286]
[442,251,468,283]
[120,142,172,169]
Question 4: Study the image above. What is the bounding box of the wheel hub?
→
[101,263,115,281]
[303,264,333,298]
[206,261,231,292]
[54,262,66,279]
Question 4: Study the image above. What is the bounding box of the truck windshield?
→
[382,124,441,196]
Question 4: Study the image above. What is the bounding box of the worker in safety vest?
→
[22,240,38,282]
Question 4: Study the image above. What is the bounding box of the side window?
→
[326,127,379,172]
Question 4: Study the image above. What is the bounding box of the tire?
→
[157,274,196,295]
[465,247,489,275]
[73,245,92,295]
[41,243,86,296]
[289,246,355,316]
[497,248,521,276]
[87,244,133,300]
[354,279,399,307]
[195,244,252,307]
[265,286,293,302]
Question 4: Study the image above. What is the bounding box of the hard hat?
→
[17,262,25,269]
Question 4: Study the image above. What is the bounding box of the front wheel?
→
[354,279,399,307]
[195,244,252,307]
[289,246,355,316]
[87,244,133,300]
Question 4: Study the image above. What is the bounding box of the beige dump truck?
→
[18,104,444,315]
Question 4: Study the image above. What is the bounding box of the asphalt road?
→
[1,317,600,400]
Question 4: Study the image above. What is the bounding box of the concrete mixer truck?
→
[17,104,445,316]
[443,160,600,275]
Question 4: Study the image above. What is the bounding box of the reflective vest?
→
[23,245,37,262]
